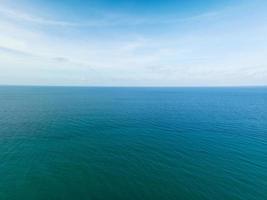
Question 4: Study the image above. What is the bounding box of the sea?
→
[0,86,266,200]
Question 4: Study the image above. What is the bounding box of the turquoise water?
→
[0,86,266,200]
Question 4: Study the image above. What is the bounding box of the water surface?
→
[0,86,266,200]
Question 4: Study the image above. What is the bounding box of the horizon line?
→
[0,84,266,88]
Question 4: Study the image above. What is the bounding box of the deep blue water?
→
[0,86,266,200]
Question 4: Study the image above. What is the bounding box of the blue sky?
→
[0,0,266,86]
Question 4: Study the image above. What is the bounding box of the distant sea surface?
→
[0,86,266,200]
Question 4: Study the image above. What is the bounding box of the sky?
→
[0,0,267,86]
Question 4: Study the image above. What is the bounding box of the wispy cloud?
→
[0,5,222,28]
[0,46,32,56]
[0,45,92,70]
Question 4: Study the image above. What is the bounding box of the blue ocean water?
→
[0,86,266,200]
